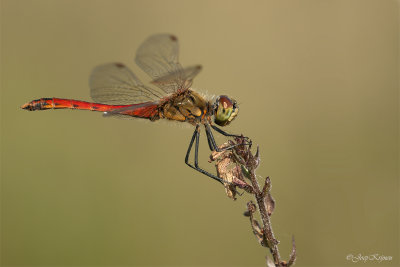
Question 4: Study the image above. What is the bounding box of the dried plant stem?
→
[252,174,280,262]
[210,137,296,266]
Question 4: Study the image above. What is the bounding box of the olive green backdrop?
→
[1,0,398,266]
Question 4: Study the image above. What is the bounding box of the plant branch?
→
[210,137,296,266]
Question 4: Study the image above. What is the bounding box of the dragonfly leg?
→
[205,123,218,151]
[184,125,198,164]
[205,125,217,151]
[185,125,224,184]
[211,124,244,138]
[205,123,250,152]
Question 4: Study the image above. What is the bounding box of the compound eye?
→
[214,95,238,126]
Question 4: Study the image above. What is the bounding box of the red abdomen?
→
[21,98,160,120]
[21,98,127,112]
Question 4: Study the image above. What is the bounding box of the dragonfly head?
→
[213,95,238,126]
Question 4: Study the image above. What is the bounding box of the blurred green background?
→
[1,0,398,266]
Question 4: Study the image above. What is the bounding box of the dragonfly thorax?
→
[160,90,210,125]
[213,95,238,126]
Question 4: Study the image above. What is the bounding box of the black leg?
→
[185,125,224,184]
[211,124,242,137]
[185,124,198,164]
[205,125,216,151]
[210,124,252,150]
[194,127,200,168]
[205,124,219,151]
[205,123,245,153]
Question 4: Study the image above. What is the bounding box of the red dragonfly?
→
[21,34,244,184]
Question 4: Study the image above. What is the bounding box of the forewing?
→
[135,34,201,93]
[89,63,164,105]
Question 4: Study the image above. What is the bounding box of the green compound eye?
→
[214,95,238,126]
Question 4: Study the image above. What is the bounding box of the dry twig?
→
[209,137,296,266]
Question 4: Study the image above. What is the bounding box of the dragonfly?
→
[21,34,246,184]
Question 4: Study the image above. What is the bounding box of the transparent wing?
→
[89,63,164,105]
[135,34,202,93]
[150,65,202,93]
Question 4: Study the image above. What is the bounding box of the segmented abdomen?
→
[21,98,127,112]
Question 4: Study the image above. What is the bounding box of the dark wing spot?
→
[92,106,98,110]
[73,104,80,108]
[115,63,125,68]
[170,35,177,41]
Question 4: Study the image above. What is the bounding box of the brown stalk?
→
[209,137,296,266]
